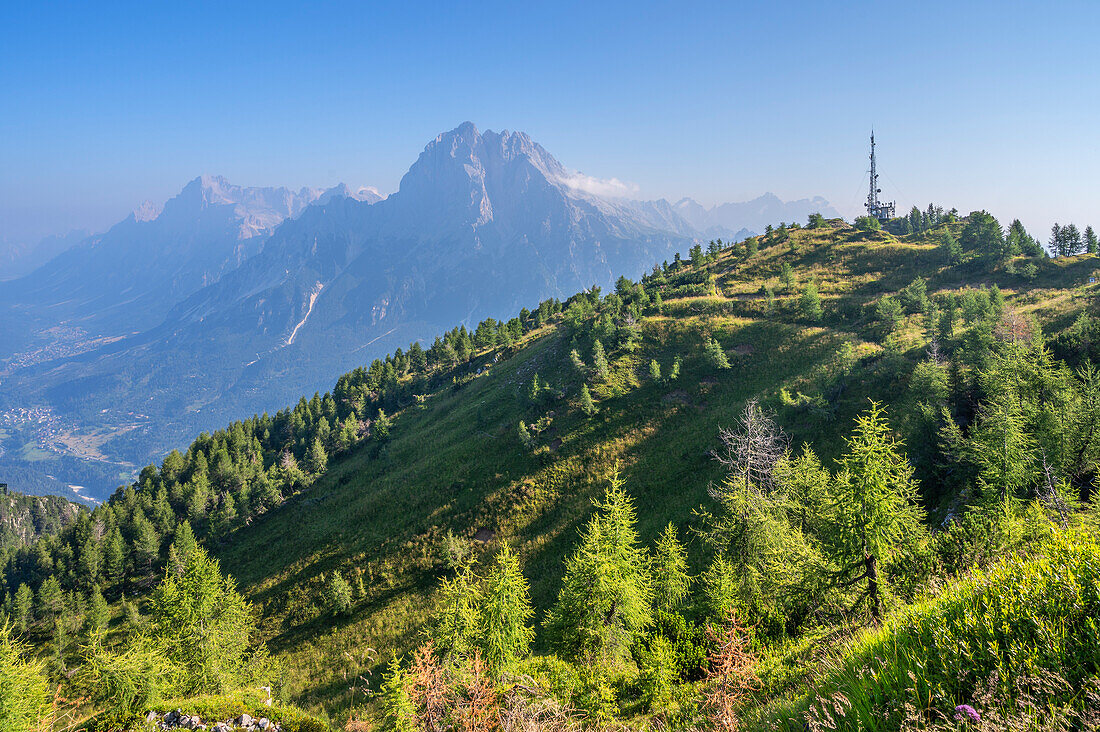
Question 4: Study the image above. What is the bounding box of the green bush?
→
[806,530,1100,728]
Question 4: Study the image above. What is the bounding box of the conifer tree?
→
[306,436,328,474]
[824,402,926,620]
[373,409,392,442]
[569,348,586,375]
[150,537,255,694]
[13,584,33,631]
[430,565,481,659]
[104,527,126,584]
[651,523,690,612]
[546,472,652,666]
[86,586,109,637]
[649,359,662,383]
[592,339,610,381]
[36,576,63,622]
[779,262,794,292]
[668,356,682,382]
[579,384,597,417]
[324,571,354,616]
[800,283,823,322]
[704,337,731,370]
[940,229,962,264]
[477,543,534,676]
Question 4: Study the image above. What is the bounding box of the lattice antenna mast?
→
[867,132,879,212]
[864,131,895,221]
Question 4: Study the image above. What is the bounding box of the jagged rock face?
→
[0,490,82,551]
[4,124,699,472]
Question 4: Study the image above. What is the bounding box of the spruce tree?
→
[649,359,662,383]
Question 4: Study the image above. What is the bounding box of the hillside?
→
[209,214,1098,716]
[0,486,82,552]
[4,210,1099,730]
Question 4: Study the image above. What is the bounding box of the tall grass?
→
[802,530,1100,730]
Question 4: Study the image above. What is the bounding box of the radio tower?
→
[865,131,895,221]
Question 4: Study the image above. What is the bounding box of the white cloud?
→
[556,171,640,199]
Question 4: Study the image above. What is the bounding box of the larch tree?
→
[477,543,534,676]
[824,402,926,621]
[546,472,652,667]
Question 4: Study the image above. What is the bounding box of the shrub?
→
[854,216,882,232]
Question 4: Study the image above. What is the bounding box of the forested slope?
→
[3,209,1100,730]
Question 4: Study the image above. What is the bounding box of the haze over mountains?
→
[0,123,839,499]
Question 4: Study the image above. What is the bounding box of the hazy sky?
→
[2,0,1097,245]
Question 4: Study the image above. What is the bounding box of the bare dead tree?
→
[712,398,790,499]
[1039,450,1070,528]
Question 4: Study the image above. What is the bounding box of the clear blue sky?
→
[2,0,1097,245]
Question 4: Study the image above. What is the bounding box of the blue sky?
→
[2,0,1097,244]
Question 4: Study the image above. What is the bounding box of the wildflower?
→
[954,704,981,724]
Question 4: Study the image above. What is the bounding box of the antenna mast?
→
[865,131,895,221]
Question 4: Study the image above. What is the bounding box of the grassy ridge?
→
[205,220,1098,717]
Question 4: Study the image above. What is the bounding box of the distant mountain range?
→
[0,123,839,498]
[673,193,840,238]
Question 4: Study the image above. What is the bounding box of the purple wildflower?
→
[954,704,981,723]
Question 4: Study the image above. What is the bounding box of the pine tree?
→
[546,472,652,666]
[651,523,691,612]
[1086,225,1098,255]
[478,543,534,676]
[592,339,610,381]
[579,384,597,417]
